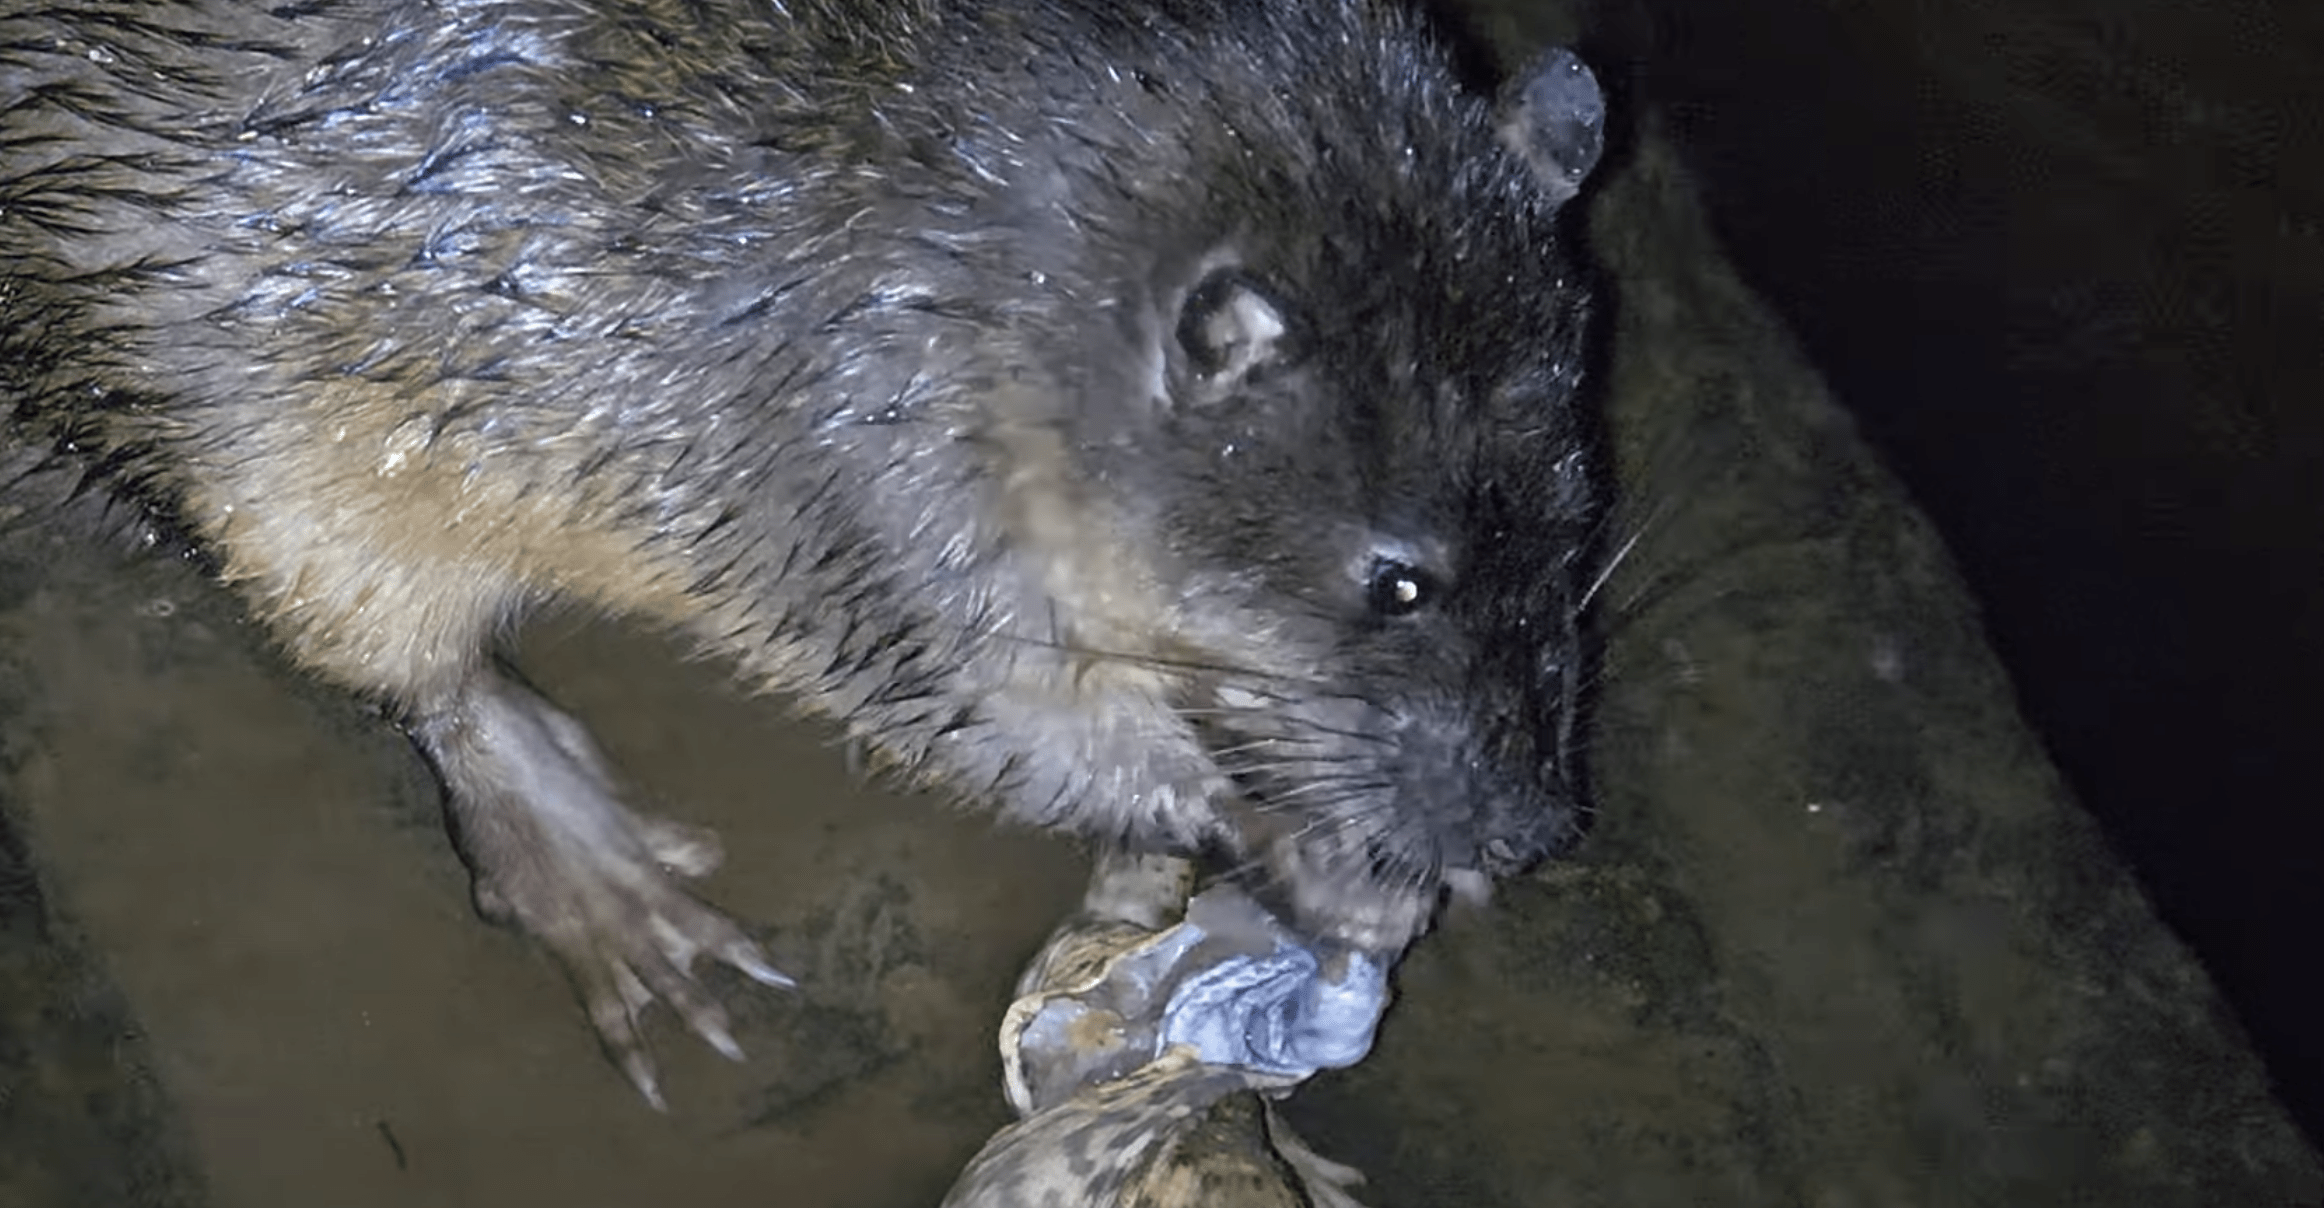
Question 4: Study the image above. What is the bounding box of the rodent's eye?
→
[1366,559,1436,617]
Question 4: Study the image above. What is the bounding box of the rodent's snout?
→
[1474,767,1590,876]
[1192,678,1592,954]
[1227,761,1584,954]
[1478,815,1561,876]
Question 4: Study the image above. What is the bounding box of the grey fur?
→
[2,0,1607,1103]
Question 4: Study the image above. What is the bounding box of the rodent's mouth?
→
[1209,793,1448,954]
[1268,838,1443,954]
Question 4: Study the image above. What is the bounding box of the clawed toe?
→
[563,891,797,1109]
[415,670,799,1108]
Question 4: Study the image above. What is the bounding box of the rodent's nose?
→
[1477,795,1577,874]
[1479,829,1553,875]
[1481,837,1529,874]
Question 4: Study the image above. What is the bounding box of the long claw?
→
[726,939,798,989]
[416,672,799,1110]
[620,1048,668,1113]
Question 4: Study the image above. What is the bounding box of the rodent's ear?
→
[1175,268,1294,393]
[1496,47,1605,208]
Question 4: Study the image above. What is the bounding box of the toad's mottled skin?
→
[947,852,1376,1208]
[2,0,1607,1104]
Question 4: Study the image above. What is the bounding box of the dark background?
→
[1570,0,2322,1148]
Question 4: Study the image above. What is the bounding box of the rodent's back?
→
[6,0,1422,573]
[8,0,1059,687]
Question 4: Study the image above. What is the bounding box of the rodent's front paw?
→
[473,817,796,1110]
[420,673,798,1108]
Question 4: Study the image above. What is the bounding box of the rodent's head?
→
[1064,39,1611,950]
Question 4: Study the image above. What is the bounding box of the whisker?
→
[1286,807,1383,844]
[1204,737,1296,759]
[1261,777,1397,806]
[1215,749,1373,773]
[1260,716,1398,748]
[1579,512,1650,613]
[1173,708,1398,751]
[1215,854,1274,883]
[1275,795,1394,826]
[1205,732,1344,754]
[1213,760,1322,780]
[981,632,1313,688]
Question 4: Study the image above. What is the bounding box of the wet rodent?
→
[1,0,1609,1104]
